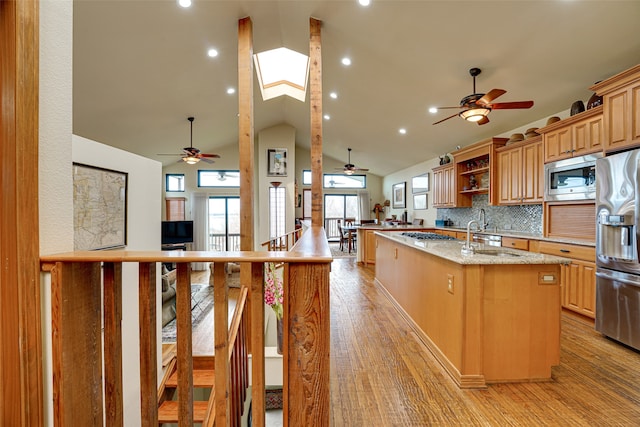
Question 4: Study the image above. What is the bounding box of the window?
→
[166,174,185,192]
[269,186,286,238]
[323,174,366,189]
[303,189,312,219]
[302,170,312,185]
[198,170,240,187]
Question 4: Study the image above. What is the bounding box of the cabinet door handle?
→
[560,249,570,253]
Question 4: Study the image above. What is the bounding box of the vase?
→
[276,317,283,355]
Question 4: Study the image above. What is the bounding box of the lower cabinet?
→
[537,241,596,319]
[364,230,377,265]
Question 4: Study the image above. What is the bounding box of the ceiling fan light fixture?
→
[183,156,200,165]
[459,107,491,122]
[344,169,355,176]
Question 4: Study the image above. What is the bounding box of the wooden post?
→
[103,262,124,426]
[51,262,103,426]
[284,262,331,426]
[249,262,266,427]
[176,262,194,425]
[138,262,158,426]
[309,18,324,227]
[213,262,230,425]
[0,1,44,424]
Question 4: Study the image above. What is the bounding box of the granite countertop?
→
[376,231,571,266]
[433,226,595,247]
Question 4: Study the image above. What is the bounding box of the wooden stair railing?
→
[40,225,331,426]
[261,228,304,251]
[157,286,249,426]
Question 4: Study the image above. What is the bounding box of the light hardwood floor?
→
[191,259,640,425]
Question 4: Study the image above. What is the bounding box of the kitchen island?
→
[375,231,569,388]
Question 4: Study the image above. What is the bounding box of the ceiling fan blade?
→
[432,106,462,110]
[199,157,215,164]
[354,168,369,172]
[490,100,534,110]
[432,112,460,125]
[477,116,490,125]
[476,89,506,106]
[199,153,221,158]
[157,153,182,156]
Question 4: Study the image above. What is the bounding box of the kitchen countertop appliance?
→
[595,148,640,350]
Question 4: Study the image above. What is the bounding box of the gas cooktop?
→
[401,232,458,241]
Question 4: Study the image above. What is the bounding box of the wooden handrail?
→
[41,225,331,426]
[260,228,304,251]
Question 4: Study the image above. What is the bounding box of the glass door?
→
[324,194,358,239]
[208,197,240,251]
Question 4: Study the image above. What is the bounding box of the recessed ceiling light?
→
[324,114,331,120]
[178,0,191,8]
[341,57,352,66]
[428,107,438,114]
[330,92,338,99]
[359,0,371,6]
[399,128,407,134]
[207,48,218,58]
[226,87,236,95]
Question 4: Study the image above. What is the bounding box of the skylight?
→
[253,47,310,102]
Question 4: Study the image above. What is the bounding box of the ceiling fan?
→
[432,68,534,126]
[335,148,369,175]
[158,117,220,164]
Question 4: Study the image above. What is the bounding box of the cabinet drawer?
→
[502,237,529,251]
[537,241,595,262]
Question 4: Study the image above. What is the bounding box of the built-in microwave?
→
[544,153,603,201]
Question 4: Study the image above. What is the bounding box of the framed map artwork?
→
[73,163,128,250]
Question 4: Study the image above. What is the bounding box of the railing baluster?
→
[138,262,157,426]
[250,262,266,427]
[213,261,230,425]
[176,262,194,425]
[103,262,124,427]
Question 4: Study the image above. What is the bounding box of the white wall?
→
[40,3,163,425]
[257,124,296,245]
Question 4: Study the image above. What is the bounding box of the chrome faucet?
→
[478,208,487,231]
[461,220,479,255]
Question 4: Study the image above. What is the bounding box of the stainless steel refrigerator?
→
[595,148,640,350]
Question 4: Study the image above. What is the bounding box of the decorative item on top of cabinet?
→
[496,135,544,205]
[453,137,508,206]
[536,106,603,163]
[590,64,640,153]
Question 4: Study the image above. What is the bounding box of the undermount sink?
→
[474,249,521,257]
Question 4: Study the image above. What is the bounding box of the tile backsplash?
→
[437,194,543,235]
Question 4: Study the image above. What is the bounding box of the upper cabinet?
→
[496,135,544,205]
[591,64,640,153]
[431,162,456,208]
[453,137,508,206]
[537,106,604,163]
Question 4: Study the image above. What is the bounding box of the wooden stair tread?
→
[157,400,210,423]
[166,368,215,388]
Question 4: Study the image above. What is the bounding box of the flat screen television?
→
[161,220,194,245]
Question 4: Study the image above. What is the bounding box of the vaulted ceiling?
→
[73,1,640,177]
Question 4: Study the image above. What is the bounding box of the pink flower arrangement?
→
[264,262,283,320]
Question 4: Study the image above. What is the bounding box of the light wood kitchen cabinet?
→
[537,106,603,163]
[496,137,544,205]
[502,237,529,251]
[432,163,456,208]
[453,137,508,206]
[537,241,596,319]
[364,229,377,264]
[591,64,640,153]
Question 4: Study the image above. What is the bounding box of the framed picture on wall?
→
[72,163,128,250]
[392,182,406,209]
[267,148,287,176]
[413,193,427,210]
[412,173,429,193]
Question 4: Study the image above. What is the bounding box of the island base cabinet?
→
[375,236,561,388]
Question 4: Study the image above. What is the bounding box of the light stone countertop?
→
[433,226,595,247]
[376,231,571,266]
